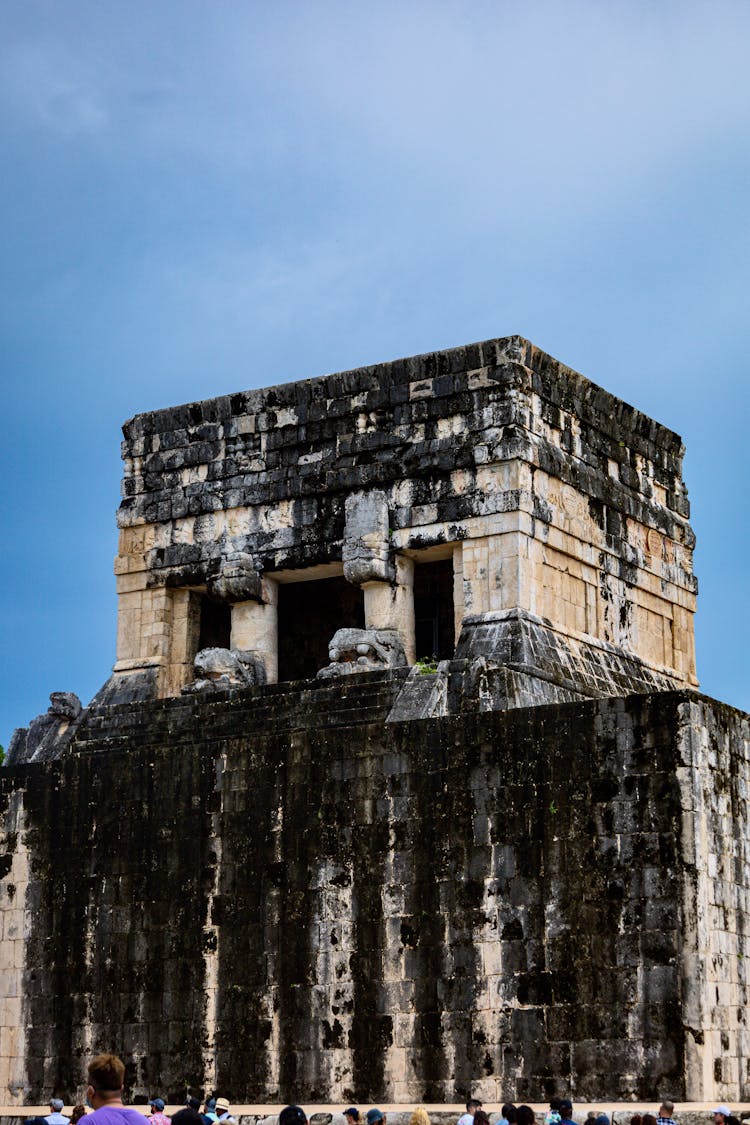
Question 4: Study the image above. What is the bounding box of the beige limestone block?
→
[1,998,20,1029]
[115,572,148,595]
[461,536,490,616]
[488,533,522,613]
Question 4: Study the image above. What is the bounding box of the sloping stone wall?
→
[5,680,735,1105]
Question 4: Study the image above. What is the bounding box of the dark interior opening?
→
[414,557,455,662]
[277,575,365,681]
[198,597,232,651]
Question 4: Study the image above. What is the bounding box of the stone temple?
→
[1,336,748,1105]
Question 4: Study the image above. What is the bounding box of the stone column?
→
[452,542,465,645]
[231,577,279,684]
[342,489,418,663]
[163,589,202,696]
[363,555,416,664]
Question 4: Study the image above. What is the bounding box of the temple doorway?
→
[198,597,232,651]
[277,575,365,681]
[413,557,455,662]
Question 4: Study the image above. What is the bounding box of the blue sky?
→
[2,0,748,744]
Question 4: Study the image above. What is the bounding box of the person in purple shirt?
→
[83,1054,144,1125]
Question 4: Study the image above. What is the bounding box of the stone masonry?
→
[102,335,696,704]
[1,336,746,1106]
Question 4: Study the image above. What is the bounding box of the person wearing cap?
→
[457,1102,481,1125]
[343,1112,359,1125]
[149,1100,170,1125]
[45,1101,68,1125]
[559,1101,575,1125]
[279,1109,307,1125]
[171,1097,204,1125]
[656,1102,678,1125]
[366,1111,386,1125]
[712,1109,733,1125]
[214,1101,234,1124]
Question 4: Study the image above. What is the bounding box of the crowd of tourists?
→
[25,1055,743,1125]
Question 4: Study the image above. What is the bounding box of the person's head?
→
[631,1117,643,1125]
[366,1111,384,1125]
[643,1115,657,1125]
[713,1109,731,1125]
[187,1098,202,1112]
[559,1103,573,1122]
[205,1100,217,1115]
[467,1104,482,1118]
[87,1054,126,1108]
[150,1100,165,1115]
[659,1105,674,1119]
[215,1101,231,1118]
[409,1108,431,1125]
[50,1102,65,1114]
[595,1116,610,1125]
[344,1111,359,1125]
[70,1108,87,1125]
[473,1112,490,1125]
[280,1108,307,1125]
[503,1107,517,1125]
[549,1104,562,1115]
[517,1108,536,1125]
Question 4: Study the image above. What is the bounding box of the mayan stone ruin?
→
[1,335,748,1105]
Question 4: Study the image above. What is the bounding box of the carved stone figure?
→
[317,628,407,678]
[207,552,263,603]
[343,490,394,585]
[6,692,83,765]
[182,647,267,693]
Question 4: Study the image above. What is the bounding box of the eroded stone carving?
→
[343,490,394,585]
[207,552,263,604]
[182,647,267,693]
[317,628,407,678]
[6,692,83,766]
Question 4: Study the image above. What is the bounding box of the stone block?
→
[343,489,394,586]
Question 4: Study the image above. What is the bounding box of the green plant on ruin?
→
[415,657,438,674]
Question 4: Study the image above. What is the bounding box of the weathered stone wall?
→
[677,700,750,1100]
[110,337,697,698]
[6,680,742,1105]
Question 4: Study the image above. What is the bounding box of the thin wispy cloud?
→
[2,42,109,135]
